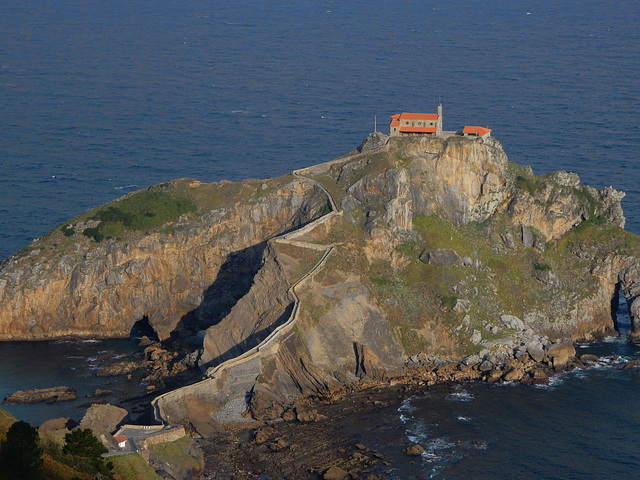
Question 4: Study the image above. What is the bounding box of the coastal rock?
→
[96,360,142,377]
[618,359,640,370]
[78,403,128,436]
[526,344,546,363]
[323,465,348,480]
[545,341,576,368]
[3,386,77,405]
[0,177,329,341]
[38,417,75,435]
[0,135,638,427]
[403,444,425,456]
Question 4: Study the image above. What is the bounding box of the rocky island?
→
[1,133,640,477]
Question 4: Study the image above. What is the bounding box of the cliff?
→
[0,176,329,340]
[2,134,640,426]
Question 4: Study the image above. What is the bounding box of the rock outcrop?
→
[1,134,640,427]
[3,386,77,405]
[78,403,129,436]
[0,177,329,340]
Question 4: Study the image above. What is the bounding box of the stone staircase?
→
[152,171,342,425]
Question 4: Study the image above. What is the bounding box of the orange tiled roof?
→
[399,126,437,134]
[114,435,127,443]
[399,112,439,121]
[390,119,400,126]
[390,114,401,119]
[463,126,492,136]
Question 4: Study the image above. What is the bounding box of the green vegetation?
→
[63,428,108,459]
[0,420,43,480]
[80,188,196,242]
[148,437,202,474]
[317,201,332,216]
[533,262,551,271]
[110,454,160,480]
[41,428,113,479]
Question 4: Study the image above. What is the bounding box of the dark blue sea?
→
[1,0,639,477]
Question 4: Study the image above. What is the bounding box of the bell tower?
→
[437,102,443,136]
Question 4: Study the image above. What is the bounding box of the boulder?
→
[500,315,525,331]
[295,408,327,422]
[452,299,471,313]
[403,444,425,456]
[138,335,154,347]
[500,232,516,249]
[526,344,546,363]
[521,225,534,248]
[323,465,348,480]
[267,438,289,452]
[419,249,462,267]
[618,359,640,370]
[3,386,77,405]
[78,403,128,436]
[545,341,576,368]
[485,369,504,383]
[503,367,525,382]
[579,354,599,363]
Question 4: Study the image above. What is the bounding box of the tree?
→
[0,420,43,480]
[63,428,108,459]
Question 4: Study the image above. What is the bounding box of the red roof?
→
[399,126,437,134]
[114,435,127,443]
[390,119,400,127]
[463,126,492,136]
[399,112,439,121]
[390,114,401,119]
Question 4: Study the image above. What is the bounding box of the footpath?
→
[151,169,342,425]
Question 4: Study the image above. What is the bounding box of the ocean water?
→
[366,299,640,480]
[1,0,640,476]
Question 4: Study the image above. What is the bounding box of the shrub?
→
[533,262,551,271]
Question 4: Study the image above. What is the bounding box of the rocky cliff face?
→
[0,177,328,340]
[2,134,640,427]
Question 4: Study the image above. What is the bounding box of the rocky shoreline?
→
[197,343,625,480]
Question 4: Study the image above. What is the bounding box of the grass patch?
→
[148,437,202,473]
[412,214,475,257]
[111,453,160,480]
[81,187,196,242]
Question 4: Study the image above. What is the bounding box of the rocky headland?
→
[2,133,640,459]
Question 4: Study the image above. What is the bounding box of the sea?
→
[0,0,639,477]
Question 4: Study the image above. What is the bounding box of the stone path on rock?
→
[152,170,342,425]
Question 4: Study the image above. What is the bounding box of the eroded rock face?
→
[0,178,328,340]
[199,244,294,367]
[78,403,128,436]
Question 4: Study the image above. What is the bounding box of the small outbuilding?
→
[114,435,127,450]
[463,126,492,138]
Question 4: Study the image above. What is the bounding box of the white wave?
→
[114,184,138,190]
[446,391,474,402]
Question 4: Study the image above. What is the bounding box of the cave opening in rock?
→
[612,283,632,337]
[130,316,159,342]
